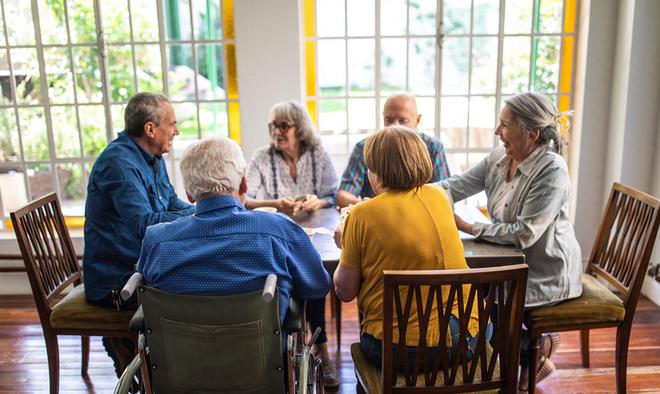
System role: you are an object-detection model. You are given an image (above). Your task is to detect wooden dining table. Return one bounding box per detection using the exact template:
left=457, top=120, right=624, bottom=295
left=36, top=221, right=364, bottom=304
left=295, top=207, right=525, bottom=348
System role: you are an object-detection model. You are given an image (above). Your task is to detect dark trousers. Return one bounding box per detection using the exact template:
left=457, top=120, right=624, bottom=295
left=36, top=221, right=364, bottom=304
left=305, top=297, right=327, bottom=345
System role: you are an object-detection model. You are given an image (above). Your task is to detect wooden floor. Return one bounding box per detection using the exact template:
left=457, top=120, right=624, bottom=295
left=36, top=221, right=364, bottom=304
left=1, top=295, right=660, bottom=393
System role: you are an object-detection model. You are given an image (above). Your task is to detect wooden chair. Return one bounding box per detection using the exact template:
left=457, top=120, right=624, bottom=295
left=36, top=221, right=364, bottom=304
left=526, top=182, right=660, bottom=393
left=10, top=193, right=135, bottom=394
left=351, top=263, right=529, bottom=393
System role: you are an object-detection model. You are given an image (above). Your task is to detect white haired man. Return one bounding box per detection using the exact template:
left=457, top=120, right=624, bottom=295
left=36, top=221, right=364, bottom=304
left=137, top=137, right=331, bottom=330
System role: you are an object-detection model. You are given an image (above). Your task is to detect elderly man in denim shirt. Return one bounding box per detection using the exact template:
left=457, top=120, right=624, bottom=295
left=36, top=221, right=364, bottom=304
left=83, top=93, right=194, bottom=375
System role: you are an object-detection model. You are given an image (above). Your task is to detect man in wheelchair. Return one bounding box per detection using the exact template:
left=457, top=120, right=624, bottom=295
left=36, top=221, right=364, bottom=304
left=120, top=137, right=331, bottom=393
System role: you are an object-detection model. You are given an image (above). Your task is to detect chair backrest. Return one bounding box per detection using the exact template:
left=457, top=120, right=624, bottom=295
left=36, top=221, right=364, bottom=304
left=382, top=263, right=528, bottom=393
left=10, top=193, right=80, bottom=322
left=138, top=285, right=286, bottom=394
left=587, top=183, right=660, bottom=309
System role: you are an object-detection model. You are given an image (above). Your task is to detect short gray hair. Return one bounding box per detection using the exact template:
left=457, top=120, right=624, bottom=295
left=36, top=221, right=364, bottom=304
left=504, top=92, right=570, bottom=155
left=124, top=92, right=170, bottom=138
left=179, top=137, right=246, bottom=201
left=269, top=101, right=319, bottom=150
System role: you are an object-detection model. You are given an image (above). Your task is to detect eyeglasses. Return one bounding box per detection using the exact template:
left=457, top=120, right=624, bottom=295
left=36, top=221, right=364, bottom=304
left=268, top=121, right=294, bottom=132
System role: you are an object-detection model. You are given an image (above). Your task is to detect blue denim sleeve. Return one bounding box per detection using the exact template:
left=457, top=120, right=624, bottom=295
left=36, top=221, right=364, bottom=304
left=100, top=164, right=191, bottom=239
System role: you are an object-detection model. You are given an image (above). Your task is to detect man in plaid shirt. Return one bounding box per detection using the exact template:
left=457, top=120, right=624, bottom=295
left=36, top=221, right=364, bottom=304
left=336, top=93, right=451, bottom=207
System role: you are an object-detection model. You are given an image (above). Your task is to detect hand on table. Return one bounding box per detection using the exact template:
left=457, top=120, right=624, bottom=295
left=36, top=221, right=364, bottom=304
left=276, top=197, right=299, bottom=216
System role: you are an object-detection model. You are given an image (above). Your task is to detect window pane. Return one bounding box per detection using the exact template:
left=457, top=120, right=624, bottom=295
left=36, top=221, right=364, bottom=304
left=381, top=38, right=406, bottom=93
left=347, top=0, right=374, bottom=37
left=51, top=106, right=81, bottom=157
left=381, top=0, right=406, bottom=36
left=317, top=0, right=345, bottom=37
left=44, top=47, right=75, bottom=104
left=196, top=44, right=225, bottom=100
left=443, top=0, right=470, bottom=35
left=135, top=44, right=164, bottom=93
left=102, top=0, right=130, bottom=42
left=18, top=107, right=49, bottom=161
left=409, top=38, right=435, bottom=96
left=504, top=0, right=533, bottom=34
left=11, top=48, right=42, bottom=105
left=441, top=38, right=469, bottom=95
left=318, top=40, right=346, bottom=97
left=469, top=96, right=495, bottom=148
left=471, top=37, right=498, bottom=94
left=79, top=105, right=106, bottom=157
left=319, top=99, right=347, bottom=134
left=131, top=0, right=159, bottom=42
left=199, top=102, right=228, bottom=138
left=167, top=44, right=194, bottom=102
left=173, top=102, right=198, bottom=139
left=473, top=0, right=499, bottom=34
left=68, top=0, right=98, bottom=44
left=501, top=36, right=530, bottom=94
left=440, top=96, right=467, bottom=149
left=348, top=39, right=374, bottom=97
left=320, top=134, right=348, bottom=162
left=73, top=47, right=103, bottom=103
left=409, top=0, right=436, bottom=36
left=540, top=0, right=563, bottom=33
left=38, top=0, right=68, bottom=45
left=0, top=6, right=5, bottom=45
left=28, top=163, right=54, bottom=200
left=5, top=1, right=35, bottom=45
left=416, top=97, right=435, bottom=133
left=447, top=153, right=467, bottom=175
left=57, top=162, right=84, bottom=205
left=192, top=0, right=221, bottom=41
left=111, top=104, right=126, bottom=134
left=0, top=108, right=20, bottom=161
left=348, top=98, right=375, bottom=134
left=108, top=45, right=136, bottom=102
left=164, top=0, right=192, bottom=41
left=532, top=36, right=560, bottom=93
left=0, top=169, right=27, bottom=214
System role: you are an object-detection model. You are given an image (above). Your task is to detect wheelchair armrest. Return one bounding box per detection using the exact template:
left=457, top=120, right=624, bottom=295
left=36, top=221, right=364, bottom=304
left=283, top=298, right=304, bottom=332
left=128, top=305, right=144, bottom=332
left=121, top=272, right=143, bottom=301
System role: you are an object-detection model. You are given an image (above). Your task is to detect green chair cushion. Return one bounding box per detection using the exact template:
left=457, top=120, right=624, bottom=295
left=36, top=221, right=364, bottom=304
left=527, top=274, right=625, bottom=330
left=50, top=285, right=134, bottom=331
left=351, top=342, right=500, bottom=394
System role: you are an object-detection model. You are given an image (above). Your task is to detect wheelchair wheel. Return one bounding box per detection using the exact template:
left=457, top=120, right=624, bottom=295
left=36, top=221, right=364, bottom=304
left=294, top=348, right=323, bottom=394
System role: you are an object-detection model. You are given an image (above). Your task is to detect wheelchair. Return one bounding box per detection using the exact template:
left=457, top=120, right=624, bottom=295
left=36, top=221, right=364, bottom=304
left=114, top=273, right=324, bottom=394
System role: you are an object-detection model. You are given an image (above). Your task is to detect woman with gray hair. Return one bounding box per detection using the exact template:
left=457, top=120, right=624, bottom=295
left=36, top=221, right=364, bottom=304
left=245, top=101, right=337, bottom=216
left=245, top=101, right=340, bottom=387
left=441, top=92, right=582, bottom=391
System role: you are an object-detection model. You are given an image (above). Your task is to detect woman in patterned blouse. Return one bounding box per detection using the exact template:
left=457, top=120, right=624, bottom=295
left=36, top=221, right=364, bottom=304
left=245, top=100, right=340, bottom=387
left=245, top=101, right=337, bottom=216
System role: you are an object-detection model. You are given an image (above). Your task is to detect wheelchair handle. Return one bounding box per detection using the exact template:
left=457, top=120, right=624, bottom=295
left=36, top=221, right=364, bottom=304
left=121, top=272, right=143, bottom=301
left=262, top=274, right=278, bottom=302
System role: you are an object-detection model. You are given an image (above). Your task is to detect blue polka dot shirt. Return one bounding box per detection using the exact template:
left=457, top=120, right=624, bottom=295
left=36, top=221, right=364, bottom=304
left=137, top=195, right=331, bottom=323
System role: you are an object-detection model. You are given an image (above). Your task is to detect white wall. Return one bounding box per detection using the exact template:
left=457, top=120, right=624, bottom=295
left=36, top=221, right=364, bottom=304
left=574, top=0, right=660, bottom=304
left=234, top=0, right=304, bottom=160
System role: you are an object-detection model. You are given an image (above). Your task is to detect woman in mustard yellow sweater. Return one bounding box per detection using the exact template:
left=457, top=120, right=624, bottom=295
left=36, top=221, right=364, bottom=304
left=333, top=126, right=490, bottom=367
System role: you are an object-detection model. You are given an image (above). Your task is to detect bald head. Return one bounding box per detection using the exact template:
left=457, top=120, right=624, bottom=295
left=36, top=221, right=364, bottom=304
left=383, top=93, right=421, bottom=130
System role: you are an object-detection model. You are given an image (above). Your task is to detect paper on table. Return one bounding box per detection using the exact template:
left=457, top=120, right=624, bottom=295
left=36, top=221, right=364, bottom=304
left=453, top=204, right=491, bottom=240
left=301, top=227, right=334, bottom=236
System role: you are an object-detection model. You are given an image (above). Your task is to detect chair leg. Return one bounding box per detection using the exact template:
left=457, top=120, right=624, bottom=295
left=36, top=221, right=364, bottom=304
left=528, top=332, right=542, bottom=394
left=580, top=329, right=590, bottom=368
left=616, top=321, right=633, bottom=394
left=44, top=330, right=60, bottom=394
left=335, top=293, right=342, bottom=350
left=81, top=335, right=90, bottom=376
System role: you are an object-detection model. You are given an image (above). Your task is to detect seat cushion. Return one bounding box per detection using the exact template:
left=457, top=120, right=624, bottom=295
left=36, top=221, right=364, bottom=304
left=50, top=285, right=135, bottom=331
left=527, top=274, right=625, bottom=330
left=351, top=343, right=499, bottom=394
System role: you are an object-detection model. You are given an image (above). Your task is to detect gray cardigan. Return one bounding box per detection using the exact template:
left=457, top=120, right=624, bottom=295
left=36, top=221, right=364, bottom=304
left=441, top=145, right=582, bottom=307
